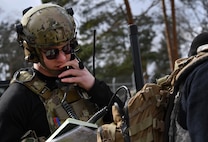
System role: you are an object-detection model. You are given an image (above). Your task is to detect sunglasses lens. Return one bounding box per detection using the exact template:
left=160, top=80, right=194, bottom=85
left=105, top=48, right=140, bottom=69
left=45, top=49, right=59, bottom=59
left=62, top=44, right=72, bottom=54
left=44, top=44, right=72, bottom=60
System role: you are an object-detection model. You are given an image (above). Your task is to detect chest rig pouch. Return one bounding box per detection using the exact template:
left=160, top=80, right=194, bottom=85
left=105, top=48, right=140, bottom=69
left=11, top=67, right=99, bottom=133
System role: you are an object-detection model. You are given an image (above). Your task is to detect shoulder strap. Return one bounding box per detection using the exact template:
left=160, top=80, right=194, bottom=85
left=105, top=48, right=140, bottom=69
left=11, top=67, right=52, bottom=100
left=158, top=52, right=208, bottom=89
left=176, top=52, right=208, bottom=83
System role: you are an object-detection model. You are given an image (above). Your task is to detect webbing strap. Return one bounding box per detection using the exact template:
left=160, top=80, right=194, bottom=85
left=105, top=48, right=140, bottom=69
left=23, top=76, right=51, bottom=100
left=11, top=68, right=52, bottom=100
left=128, top=115, right=153, bottom=136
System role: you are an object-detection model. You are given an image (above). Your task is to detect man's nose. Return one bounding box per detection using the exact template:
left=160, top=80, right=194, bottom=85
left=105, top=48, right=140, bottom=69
left=56, top=50, right=68, bottom=61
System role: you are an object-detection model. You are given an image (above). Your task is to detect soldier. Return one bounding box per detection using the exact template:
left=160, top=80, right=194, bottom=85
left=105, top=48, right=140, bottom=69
left=176, top=32, right=208, bottom=141
left=0, top=3, right=116, bottom=141
left=168, top=32, right=208, bottom=142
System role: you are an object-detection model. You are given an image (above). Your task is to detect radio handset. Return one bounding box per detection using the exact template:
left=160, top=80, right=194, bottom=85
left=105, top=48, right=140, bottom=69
left=56, top=52, right=84, bottom=87
left=71, top=52, right=84, bottom=70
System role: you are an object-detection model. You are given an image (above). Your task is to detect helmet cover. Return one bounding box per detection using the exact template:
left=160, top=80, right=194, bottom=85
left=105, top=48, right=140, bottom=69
left=21, top=3, right=76, bottom=47
left=16, top=3, right=76, bottom=63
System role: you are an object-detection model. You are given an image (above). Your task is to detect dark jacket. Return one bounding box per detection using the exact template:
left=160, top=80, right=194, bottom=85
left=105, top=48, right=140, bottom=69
left=0, top=69, right=114, bottom=141
left=178, top=60, right=208, bottom=142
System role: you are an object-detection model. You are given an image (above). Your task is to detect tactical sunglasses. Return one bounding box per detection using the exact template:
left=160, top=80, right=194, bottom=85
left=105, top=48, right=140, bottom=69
left=42, top=43, right=72, bottom=60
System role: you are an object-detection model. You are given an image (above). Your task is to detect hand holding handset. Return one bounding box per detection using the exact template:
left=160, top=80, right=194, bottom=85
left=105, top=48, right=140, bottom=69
left=56, top=53, right=86, bottom=118
left=56, top=53, right=84, bottom=87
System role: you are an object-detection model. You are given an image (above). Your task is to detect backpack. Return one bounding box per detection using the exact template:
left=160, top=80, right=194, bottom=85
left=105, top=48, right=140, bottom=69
left=97, top=51, right=208, bottom=142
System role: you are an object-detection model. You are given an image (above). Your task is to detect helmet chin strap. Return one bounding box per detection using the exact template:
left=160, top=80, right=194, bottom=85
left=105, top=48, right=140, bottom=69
left=37, top=52, right=76, bottom=77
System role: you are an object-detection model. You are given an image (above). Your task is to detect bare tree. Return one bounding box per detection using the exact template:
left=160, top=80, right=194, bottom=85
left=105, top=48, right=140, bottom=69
left=162, top=0, right=178, bottom=71
left=123, top=0, right=134, bottom=24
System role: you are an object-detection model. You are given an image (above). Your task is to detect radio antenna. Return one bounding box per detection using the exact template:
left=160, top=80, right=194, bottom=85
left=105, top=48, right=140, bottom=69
left=93, top=30, right=96, bottom=77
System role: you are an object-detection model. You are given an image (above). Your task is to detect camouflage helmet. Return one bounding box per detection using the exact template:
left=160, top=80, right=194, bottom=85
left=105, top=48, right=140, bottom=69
left=16, top=3, right=77, bottom=63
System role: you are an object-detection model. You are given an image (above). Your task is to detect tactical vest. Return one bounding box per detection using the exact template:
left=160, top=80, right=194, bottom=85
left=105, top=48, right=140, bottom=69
left=11, top=67, right=98, bottom=133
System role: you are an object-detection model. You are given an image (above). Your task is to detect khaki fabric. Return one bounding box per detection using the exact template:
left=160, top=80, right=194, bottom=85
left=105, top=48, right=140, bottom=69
left=97, top=52, right=208, bottom=142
